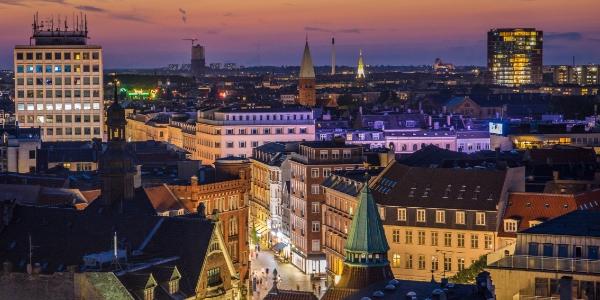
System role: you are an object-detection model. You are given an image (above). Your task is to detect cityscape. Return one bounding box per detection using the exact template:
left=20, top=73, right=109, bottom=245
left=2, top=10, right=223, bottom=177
left=0, top=1, right=600, bottom=300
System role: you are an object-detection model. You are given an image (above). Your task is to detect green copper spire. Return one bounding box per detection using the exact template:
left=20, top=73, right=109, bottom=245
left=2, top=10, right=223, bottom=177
left=344, top=175, right=389, bottom=262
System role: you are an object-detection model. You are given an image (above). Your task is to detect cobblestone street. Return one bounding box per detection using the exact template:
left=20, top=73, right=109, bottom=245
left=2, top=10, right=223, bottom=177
left=250, top=250, right=327, bottom=299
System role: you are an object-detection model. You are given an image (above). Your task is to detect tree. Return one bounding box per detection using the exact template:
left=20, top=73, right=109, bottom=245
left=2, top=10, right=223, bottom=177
left=449, top=255, right=487, bottom=284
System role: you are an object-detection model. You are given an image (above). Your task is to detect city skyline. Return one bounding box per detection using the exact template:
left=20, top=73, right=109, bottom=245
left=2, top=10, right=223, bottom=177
left=0, top=0, right=599, bottom=68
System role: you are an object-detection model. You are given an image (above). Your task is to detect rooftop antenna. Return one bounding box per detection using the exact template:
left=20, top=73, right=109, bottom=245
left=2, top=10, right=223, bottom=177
left=111, top=231, right=122, bottom=271
left=27, top=233, right=39, bottom=274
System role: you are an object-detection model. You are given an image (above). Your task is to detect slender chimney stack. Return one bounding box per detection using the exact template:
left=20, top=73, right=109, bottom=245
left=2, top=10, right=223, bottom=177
left=331, top=37, right=336, bottom=75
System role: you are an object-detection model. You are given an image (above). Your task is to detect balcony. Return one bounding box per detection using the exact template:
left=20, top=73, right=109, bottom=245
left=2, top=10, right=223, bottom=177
left=488, top=255, right=600, bottom=274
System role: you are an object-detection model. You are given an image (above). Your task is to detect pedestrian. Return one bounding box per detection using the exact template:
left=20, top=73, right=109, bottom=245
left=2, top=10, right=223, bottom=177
left=318, top=285, right=321, bottom=294
left=259, top=278, right=262, bottom=285
left=312, top=283, right=316, bottom=293
left=266, top=268, right=269, bottom=275
left=296, top=284, right=300, bottom=290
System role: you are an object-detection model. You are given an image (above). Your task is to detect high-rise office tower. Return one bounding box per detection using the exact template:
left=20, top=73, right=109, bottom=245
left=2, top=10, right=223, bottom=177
left=487, top=28, right=543, bottom=87
left=191, top=44, right=206, bottom=77
left=14, top=14, right=103, bottom=142
left=298, top=39, right=316, bottom=107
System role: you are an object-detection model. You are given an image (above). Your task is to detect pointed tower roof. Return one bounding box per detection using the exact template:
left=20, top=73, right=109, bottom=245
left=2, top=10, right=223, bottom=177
left=299, top=40, right=315, bottom=78
left=356, top=49, right=366, bottom=79
left=344, top=175, right=389, bottom=255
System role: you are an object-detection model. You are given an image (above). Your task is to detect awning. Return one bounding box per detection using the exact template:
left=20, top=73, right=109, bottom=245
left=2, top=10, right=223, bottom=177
left=255, top=224, right=268, bottom=235
left=272, top=242, right=288, bottom=252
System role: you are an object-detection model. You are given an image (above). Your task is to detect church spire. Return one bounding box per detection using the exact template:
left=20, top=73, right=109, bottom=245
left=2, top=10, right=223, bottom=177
left=297, top=39, right=316, bottom=106
left=299, top=39, right=315, bottom=79
left=356, top=49, right=366, bottom=80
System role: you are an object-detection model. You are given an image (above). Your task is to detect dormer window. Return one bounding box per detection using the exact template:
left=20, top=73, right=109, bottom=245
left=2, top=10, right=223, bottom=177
left=144, top=287, right=155, bottom=300
left=529, top=219, right=543, bottom=228
left=504, top=219, right=518, bottom=232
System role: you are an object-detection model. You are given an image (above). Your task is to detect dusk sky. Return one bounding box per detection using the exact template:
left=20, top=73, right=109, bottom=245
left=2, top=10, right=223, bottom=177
left=0, top=0, right=599, bottom=68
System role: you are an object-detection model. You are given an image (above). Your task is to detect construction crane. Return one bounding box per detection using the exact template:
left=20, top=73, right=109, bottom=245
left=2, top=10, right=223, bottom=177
left=182, top=38, right=198, bottom=47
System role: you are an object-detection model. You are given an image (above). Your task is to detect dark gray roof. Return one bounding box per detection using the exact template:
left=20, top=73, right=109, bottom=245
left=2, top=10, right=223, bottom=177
left=371, top=162, right=508, bottom=210
left=521, top=210, right=600, bottom=237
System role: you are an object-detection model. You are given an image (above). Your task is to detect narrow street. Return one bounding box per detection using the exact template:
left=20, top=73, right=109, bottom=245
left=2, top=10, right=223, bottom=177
left=250, top=250, right=327, bottom=299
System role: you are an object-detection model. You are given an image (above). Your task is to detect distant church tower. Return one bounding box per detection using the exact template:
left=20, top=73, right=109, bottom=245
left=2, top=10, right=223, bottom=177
left=322, top=174, right=394, bottom=300
left=298, top=39, right=316, bottom=107
left=98, top=77, right=136, bottom=211
left=356, top=49, right=366, bottom=83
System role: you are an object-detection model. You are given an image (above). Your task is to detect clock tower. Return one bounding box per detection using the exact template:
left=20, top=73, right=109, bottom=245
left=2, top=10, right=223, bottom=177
left=98, top=77, right=136, bottom=212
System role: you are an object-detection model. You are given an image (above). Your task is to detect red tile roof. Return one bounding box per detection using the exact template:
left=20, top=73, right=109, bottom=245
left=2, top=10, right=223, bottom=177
left=500, top=190, right=600, bottom=238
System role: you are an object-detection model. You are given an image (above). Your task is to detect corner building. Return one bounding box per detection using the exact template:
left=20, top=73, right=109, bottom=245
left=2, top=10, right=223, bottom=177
left=14, top=17, right=103, bottom=141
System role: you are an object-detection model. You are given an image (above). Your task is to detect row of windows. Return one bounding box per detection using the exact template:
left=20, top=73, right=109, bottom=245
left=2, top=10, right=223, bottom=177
left=224, top=113, right=311, bottom=122
left=18, top=114, right=101, bottom=124
left=16, top=89, right=102, bottom=99
left=16, top=51, right=100, bottom=61
left=39, top=127, right=101, bottom=136
left=396, top=208, right=487, bottom=226
left=17, top=102, right=101, bottom=111
left=391, top=253, right=472, bottom=272
left=391, top=230, right=494, bottom=249
left=16, top=76, right=101, bottom=86
left=16, top=64, right=100, bottom=74
left=224, top=127, right=308, bottom=135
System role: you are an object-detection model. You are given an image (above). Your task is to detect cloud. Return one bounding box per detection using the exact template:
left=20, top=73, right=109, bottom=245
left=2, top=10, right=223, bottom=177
left=304, top=26, right=370, bottom=34
left=75, top=5, right=106, bottom=13
left=110, top=13, right=152, bottom=23
left=338, top=28, right=366, bottom=34
left=206, top=29, right=221, bottom=35
left=545, top=32, right=583, bottom=41
left=223, top=12, right=233, bottom=17
left=0, top=0, right=66, bottom=6
left=304, top=26, right=330, bottom=32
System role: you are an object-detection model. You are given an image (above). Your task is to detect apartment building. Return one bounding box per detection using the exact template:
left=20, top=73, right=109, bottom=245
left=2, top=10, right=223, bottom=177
left=0, top=126, right=41, bottom=173
left=14, top=19, right=103, bottom=141
left=488, top=210, right=600, bottom=299
left=196, top=105, right=315, bottom=164
left=288, top=141, right=368, bottom=274
left=321, top=161, right=525, bottom=282
left=249, top=142, right=297, bottom=256
left=321, top=168, right=383, bottom=284
left=151, top=168, right=251, bottom=285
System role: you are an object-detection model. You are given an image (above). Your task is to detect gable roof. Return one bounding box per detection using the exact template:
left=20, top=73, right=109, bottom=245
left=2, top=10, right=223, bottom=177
left=345, top=181, right=389, bottom=254
left=0, top=200, right=216, bottom=297
left=371, top=162, right=509, bottom=210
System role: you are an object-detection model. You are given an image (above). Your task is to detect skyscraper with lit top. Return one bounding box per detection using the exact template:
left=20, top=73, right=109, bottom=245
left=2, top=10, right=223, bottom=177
left=14, top=14, right=103, bottom=141
left=488, top=28, right=543, bottom=87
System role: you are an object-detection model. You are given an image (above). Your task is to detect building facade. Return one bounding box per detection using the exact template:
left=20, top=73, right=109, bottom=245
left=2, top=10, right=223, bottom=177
left=488, top=28, right=543, bottom=87
left=553, top=64, right=599, bottom=86
left=322, top=161, right=526, bottom=282
left=195, top=106, right=315, bottom=164
left=14, top=18, right=103, bottom=142
left=167, top=174, right=251, bottom=286
left=488, top=210, right=600, bottom=300
left=249, top=142, right=295, bottom=256
left=289, top=142, right=367, bottom=274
